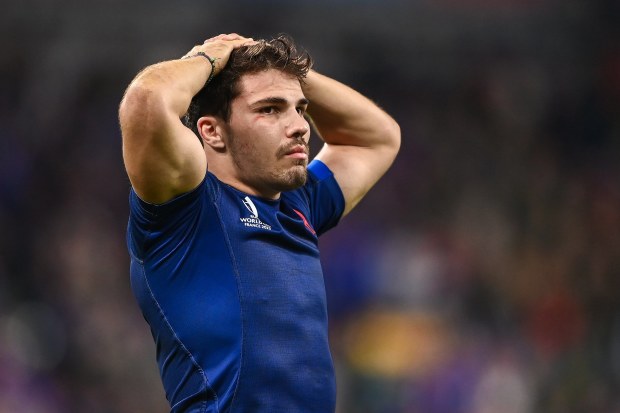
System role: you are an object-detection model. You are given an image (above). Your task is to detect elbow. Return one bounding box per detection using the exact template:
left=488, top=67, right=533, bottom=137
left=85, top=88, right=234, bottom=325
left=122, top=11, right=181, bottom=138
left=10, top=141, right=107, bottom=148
left=383, top=115, right=401, bottom=159
left=119, top=80, right=166, bottom=136
left=119, top=80, right=157, bottom=121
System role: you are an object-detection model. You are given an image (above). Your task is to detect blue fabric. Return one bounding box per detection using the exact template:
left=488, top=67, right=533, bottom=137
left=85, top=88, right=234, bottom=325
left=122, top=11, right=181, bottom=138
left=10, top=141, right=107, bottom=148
left=127, top=160, right=345, bottom=413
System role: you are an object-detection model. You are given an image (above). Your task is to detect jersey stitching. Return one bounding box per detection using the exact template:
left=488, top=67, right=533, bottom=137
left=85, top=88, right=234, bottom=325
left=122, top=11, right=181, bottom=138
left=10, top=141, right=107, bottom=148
left=139, top=257, right=220, bottom=412
left=126, top=229, right=143, bottom=264
left=208, top=181, right=245, bottom=413
left=131, top=178, right=220, bottom=411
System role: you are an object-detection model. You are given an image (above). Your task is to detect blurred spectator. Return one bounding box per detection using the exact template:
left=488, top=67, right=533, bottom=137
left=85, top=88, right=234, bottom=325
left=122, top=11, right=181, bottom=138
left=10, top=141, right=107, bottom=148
left=2, top=1, right=619, bottom=412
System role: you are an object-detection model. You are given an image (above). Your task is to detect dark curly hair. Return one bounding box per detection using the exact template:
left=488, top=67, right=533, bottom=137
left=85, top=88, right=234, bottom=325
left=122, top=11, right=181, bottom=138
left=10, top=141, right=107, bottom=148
left=182, top=34, right=313, bottom=142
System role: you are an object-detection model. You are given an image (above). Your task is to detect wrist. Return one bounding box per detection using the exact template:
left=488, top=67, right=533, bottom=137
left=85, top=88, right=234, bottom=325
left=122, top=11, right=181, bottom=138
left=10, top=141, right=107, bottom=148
left=183, top=52, right=217, bottom=86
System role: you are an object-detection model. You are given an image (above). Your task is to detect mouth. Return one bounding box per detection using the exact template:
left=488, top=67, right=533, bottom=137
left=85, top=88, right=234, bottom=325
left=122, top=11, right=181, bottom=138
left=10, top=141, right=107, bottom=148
left=283, top=145, right=309, bottom=160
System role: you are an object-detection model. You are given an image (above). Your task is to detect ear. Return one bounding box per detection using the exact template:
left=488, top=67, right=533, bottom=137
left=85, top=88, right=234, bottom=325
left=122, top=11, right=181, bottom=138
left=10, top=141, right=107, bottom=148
left=197, top=116, right=226, bottom=151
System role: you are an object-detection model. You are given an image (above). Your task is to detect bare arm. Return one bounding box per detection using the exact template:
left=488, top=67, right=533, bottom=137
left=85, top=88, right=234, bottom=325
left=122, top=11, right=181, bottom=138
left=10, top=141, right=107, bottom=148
left=304, top=70, right=401, bottom=216
left=119, top=34, right=252, bottom=204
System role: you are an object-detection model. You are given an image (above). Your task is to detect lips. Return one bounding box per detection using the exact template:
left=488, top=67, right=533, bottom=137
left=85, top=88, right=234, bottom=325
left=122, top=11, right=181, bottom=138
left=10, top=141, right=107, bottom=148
left=280, top=144, right=309, bottom=160
left=286, top=145, right=307, bottom=155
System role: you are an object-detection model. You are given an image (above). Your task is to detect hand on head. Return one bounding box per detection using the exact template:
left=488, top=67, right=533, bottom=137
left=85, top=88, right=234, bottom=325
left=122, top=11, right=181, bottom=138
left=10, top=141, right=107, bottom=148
left=182, top=33, right=257, bottom=76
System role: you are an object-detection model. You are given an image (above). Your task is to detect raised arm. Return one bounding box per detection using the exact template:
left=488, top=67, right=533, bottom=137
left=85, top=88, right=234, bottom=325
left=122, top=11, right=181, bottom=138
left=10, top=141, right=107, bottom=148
left=119, top=34, right=252, bottom=204
left=304, top=70, right=401, bottom=216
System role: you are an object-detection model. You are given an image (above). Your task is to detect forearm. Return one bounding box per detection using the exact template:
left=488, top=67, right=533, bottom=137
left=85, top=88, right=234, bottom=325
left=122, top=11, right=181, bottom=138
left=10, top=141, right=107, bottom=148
left=119, top=34, right=252, bottom=204
left=303, top=70, right=400, bottom=216
left=121, top=57, right=212, bottom=122
left=120, top=34, right=252, bottom=140
left=119, top=57, right=209, bottom=203
left=303, top=70, right=400, bottom=150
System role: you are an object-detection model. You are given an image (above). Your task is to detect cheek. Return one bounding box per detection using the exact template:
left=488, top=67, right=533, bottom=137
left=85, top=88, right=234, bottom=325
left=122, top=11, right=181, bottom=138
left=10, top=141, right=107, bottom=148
left=229, top=122, right=281, bottom=161
left=246, top=134, right=279, bottom=157
left=231, top=136, right=273, bottom=169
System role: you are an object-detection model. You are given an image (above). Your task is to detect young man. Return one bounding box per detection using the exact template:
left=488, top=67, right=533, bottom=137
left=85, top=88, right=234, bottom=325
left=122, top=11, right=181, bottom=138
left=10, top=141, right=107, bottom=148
left=120, top=33, right=400, bottom=412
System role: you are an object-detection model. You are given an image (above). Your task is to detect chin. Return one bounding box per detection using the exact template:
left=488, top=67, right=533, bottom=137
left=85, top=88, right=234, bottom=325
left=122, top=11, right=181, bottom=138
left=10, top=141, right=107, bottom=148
left=275, top=167, right=307, bottom=191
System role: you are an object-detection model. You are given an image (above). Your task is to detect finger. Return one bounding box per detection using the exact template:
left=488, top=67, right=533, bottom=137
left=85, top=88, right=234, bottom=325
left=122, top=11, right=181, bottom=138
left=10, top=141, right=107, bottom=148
left=204, top=34, right=228, bottom=43
left=229, top=37, right=255, bottom=46
left=222, top=33, right=241, bottom=40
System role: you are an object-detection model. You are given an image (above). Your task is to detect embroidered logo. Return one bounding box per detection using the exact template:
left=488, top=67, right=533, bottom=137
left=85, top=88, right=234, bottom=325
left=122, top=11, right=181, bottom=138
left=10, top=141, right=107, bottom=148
left=240, top=196, right=272, bottom=231
left=243, top=196, right=258, bottom=218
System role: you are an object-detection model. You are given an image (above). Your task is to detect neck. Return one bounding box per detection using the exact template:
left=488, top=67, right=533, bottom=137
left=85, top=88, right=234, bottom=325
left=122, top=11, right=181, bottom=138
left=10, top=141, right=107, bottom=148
left=207, top=156, right=281, bottom=200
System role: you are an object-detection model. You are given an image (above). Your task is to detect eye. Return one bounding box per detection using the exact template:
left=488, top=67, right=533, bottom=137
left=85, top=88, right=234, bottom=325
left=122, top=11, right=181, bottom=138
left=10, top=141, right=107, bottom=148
left=259, top=106, right=278, bottom=114
left=296, top=106, right=307, bottom=115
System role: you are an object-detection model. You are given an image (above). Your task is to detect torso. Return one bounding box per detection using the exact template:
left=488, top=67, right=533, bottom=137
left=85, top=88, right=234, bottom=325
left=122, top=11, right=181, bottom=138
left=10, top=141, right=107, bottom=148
left=128, top=162, right=343, bottom=413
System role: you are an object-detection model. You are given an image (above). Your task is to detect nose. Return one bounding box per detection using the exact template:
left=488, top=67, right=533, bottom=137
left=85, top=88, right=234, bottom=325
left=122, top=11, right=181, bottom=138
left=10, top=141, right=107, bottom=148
left=286, top=111, right=310, bottom=142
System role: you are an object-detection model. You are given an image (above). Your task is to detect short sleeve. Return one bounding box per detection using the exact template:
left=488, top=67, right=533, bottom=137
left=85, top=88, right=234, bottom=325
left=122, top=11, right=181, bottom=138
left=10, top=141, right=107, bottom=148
left=302, top=160, right=345, bottom=236
left=127, top=177, right=208, bottom=261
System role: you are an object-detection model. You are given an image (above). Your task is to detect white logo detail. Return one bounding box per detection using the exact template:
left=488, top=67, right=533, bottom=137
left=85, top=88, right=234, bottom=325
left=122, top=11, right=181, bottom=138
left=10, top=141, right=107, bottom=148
left=240, top=196, right=272, bottom=231
left=243, top=196, right=258, bottom=218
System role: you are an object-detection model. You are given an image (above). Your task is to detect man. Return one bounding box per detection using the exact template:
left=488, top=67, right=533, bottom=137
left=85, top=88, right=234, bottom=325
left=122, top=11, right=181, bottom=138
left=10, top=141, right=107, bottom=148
left=120, top=33, right=400, bottom=413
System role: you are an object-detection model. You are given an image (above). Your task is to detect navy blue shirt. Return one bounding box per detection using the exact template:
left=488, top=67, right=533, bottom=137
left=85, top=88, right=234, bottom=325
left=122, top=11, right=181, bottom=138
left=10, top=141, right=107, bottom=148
left=127, top=160, right=345, bottom=413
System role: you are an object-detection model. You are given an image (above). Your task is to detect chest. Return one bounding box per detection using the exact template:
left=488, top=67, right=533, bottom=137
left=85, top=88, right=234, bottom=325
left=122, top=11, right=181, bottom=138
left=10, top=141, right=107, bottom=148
left=215, top=190, right=325, bottom=310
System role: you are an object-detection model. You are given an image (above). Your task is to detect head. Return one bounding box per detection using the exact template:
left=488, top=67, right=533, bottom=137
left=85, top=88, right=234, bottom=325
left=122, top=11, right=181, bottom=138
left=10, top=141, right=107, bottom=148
left=183, top=34, right=314, bottom=198
left=184, top=34, right=312, bottom=129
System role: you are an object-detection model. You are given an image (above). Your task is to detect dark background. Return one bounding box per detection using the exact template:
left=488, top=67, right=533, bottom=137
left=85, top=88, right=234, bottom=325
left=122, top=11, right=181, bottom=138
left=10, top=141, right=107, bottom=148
left=1, top=1, right=619, bottom=412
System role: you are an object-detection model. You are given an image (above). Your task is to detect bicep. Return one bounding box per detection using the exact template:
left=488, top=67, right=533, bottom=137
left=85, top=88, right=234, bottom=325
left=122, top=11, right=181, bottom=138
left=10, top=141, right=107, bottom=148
left=314, top=143, right=396, bottom=217
left=121, top=90, right=206, bottom=204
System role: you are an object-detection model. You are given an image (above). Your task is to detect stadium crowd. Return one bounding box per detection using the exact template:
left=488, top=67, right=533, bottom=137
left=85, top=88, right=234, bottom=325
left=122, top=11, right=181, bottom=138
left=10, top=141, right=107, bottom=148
left=1, top=1, right=619, bottom=412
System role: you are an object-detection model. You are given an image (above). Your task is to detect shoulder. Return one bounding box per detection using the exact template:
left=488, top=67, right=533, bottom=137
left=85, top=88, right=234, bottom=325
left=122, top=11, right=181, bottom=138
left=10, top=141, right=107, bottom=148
left=281, top=160, right=345, bottom=236
left=129, top=172, right=216, bottom=220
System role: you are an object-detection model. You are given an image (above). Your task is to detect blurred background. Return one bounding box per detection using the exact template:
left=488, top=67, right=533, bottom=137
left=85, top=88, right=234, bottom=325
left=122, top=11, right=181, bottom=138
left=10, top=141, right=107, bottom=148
left=1, top=0, right=620, bottom=412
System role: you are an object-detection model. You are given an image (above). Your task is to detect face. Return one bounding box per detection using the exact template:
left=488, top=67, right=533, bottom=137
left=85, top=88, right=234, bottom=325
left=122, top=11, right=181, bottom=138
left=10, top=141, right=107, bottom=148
left=223, top=69, right=311, bottom=198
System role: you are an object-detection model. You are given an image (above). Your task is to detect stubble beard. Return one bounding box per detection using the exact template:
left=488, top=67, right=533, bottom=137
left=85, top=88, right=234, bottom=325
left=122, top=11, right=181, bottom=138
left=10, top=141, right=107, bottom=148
left=271, top=140, right=309, bottom=191
left=274, top=161, right=308, bottom=191
left=229, top=136, right=309, bottom=194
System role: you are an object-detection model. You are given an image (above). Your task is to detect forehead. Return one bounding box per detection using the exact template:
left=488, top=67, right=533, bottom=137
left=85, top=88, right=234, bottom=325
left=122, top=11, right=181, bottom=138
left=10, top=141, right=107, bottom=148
left=236, top=69, right=304, bottom=102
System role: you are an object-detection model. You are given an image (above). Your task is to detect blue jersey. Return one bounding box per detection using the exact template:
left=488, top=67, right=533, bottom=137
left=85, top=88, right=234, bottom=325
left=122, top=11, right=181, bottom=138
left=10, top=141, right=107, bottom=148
left=127, top=160, right=345, bottom=413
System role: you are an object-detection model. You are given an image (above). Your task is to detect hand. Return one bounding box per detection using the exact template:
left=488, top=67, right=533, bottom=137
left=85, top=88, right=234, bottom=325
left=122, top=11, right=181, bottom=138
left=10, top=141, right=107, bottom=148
left=182, top=33, right=255, bottom=76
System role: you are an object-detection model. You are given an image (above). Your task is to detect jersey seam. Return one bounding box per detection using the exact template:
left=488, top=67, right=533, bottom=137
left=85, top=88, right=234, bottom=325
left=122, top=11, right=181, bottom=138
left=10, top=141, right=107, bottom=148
left=209, top=184, right=245, bottom=413
left=139, top=261, right=220, bottom=412
left=130, top=180, right=220, bottom=411
left=126, top=229, right=143, bottom=264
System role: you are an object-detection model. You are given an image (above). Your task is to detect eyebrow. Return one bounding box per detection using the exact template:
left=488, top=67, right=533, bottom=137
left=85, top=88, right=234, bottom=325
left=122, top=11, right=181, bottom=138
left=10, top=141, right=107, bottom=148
left=250, top=96, right=310, bottom=107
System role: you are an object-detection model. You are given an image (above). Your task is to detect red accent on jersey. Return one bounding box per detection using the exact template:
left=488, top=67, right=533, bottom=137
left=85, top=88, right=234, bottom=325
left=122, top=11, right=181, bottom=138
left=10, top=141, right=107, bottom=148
left=293, top=209, right=316, bottom=235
